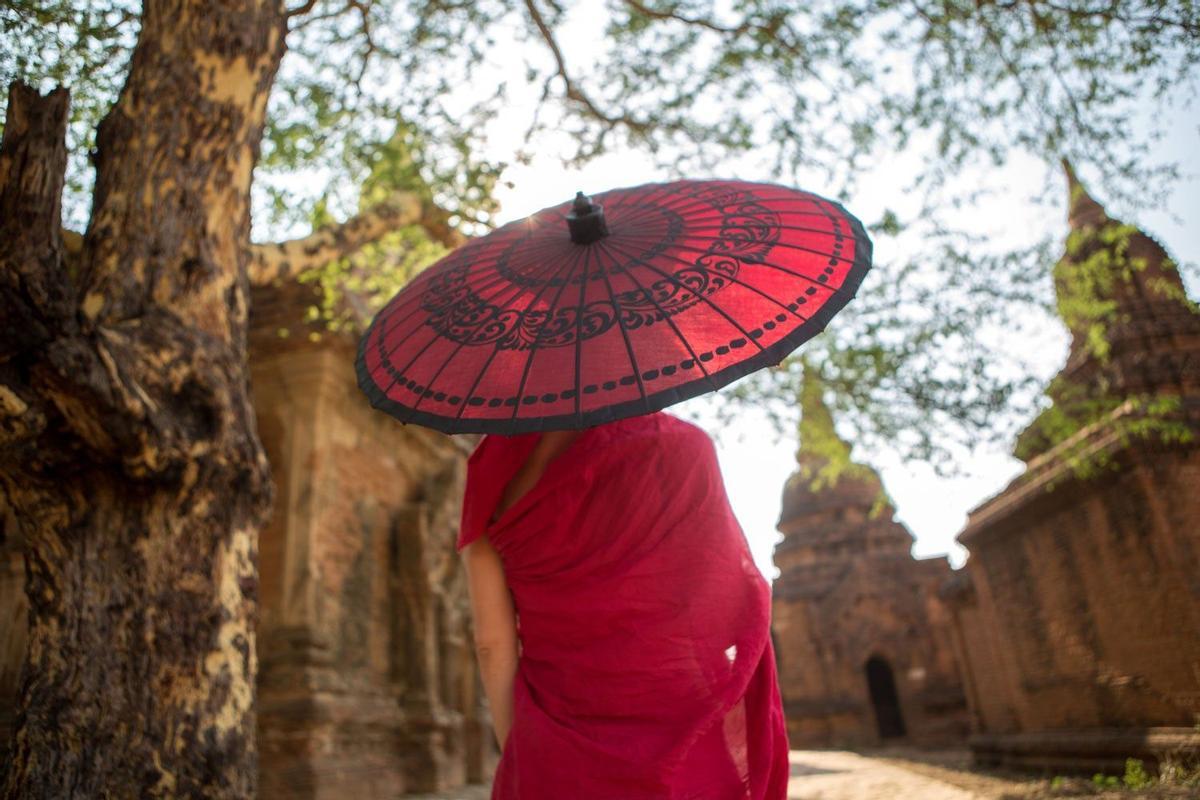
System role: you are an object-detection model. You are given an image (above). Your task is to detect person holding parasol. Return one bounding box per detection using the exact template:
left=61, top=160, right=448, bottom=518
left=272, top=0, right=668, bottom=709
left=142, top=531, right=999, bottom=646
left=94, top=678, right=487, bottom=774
left=357, top=180, right=871, bottom=798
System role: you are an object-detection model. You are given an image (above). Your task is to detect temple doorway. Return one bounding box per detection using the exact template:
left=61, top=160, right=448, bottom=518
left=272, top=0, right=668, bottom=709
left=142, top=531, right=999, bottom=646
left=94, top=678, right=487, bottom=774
left=864, top=656, right=906, bottom=739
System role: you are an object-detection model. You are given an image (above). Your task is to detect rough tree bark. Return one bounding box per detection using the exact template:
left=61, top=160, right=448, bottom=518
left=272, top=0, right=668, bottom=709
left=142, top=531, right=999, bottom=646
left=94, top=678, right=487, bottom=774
left=0, top=0, right=288, bottom=795
left=1, top=0, right=442, bottom=793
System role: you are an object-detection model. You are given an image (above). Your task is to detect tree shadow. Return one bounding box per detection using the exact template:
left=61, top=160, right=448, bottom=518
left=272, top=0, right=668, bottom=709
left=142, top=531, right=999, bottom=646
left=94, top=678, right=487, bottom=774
left=789, top=760, right=844, bottom=778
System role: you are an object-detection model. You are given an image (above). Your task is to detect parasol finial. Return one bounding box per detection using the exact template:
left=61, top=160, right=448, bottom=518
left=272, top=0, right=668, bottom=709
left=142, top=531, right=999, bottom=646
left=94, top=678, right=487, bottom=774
left=567, top=191, right=609, bottom=244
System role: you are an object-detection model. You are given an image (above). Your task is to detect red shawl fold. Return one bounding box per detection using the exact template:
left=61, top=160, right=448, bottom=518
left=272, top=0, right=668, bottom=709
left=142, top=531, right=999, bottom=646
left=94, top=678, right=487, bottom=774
left=459, top=411, right=789, bottom=799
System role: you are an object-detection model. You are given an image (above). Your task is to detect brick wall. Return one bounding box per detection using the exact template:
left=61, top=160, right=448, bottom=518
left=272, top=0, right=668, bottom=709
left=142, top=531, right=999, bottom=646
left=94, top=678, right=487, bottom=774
left=950, top=440, right=1200, bottom=742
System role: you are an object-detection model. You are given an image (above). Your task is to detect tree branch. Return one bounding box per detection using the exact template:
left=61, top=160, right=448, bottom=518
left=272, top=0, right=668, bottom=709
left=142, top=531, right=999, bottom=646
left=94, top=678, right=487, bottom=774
left=248, top=191, right=469, bottom=285
left=346, top=0, right=377, bottom=90
left=0, top=83, right=73, bottom=359
left=522, top=0, right=651, bottom=135
left=285, top=0, right=321, bottom=19
left=419, top=201, right=470, bottom=250
left=0, top=82, right=73, bottom=459
left=621, top=0, right=745, bottom=35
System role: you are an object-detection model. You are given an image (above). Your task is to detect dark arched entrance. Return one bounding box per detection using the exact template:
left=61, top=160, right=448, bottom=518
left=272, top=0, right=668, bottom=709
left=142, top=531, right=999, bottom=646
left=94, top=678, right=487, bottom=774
left=864, top=656, right=906, bottom=739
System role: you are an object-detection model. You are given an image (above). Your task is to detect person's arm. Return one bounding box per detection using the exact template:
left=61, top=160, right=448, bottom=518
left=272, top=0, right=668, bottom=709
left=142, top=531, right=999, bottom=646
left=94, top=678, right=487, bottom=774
left=462, top=533, right=519, bottom=751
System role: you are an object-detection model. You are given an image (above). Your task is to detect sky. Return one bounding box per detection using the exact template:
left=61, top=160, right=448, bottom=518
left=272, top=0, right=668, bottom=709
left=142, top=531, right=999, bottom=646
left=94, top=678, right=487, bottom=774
left=13, top=4, right=1196, bottom=579
left=471, top=11, right=1200, bottom=578
left=234, top=2, right=1198, bottom=579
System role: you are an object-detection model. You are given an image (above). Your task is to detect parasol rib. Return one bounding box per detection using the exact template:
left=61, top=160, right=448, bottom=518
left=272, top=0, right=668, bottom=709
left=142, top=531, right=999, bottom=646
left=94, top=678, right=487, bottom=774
left=601, top=236, right=769, bottom=354
left=450, top=235, right=589, bottom=419
left=393, top=237, right=568, bottom=409
left=373, top=234, right=575, bottom=326
left=569, top=245, right=594, bottom=422
left=608, top=240, right=820, bottom=323
left=593, top=237, right=651, bottom=414
left=608, top=231, right=859, bottom=293
left=370, top=234, right=575, bottom=410
left=594, top=239, right=722, bottom=397
left=414, top=234, right=584, bottom=418
left=613, top=227, right=861, bottom=267
left=402, top=255, right=563, bottom=418
left=606, top=184, right=831, bottom=221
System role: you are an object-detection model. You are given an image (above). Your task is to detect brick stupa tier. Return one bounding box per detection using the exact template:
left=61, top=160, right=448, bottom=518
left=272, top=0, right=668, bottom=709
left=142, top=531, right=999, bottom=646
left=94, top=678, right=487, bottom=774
left=944, top=164, right=1200, bottom=774
left=770, top=365, right=967, bottom=747
left=1055, top=160, right=1200, bottom=398
left=1016, top=162, right=1200, bottom=461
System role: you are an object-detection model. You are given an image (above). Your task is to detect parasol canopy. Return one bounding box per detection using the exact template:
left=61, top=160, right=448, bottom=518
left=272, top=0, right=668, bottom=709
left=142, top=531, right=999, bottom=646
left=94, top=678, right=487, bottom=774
left=355, top=179, right=871, bottom=433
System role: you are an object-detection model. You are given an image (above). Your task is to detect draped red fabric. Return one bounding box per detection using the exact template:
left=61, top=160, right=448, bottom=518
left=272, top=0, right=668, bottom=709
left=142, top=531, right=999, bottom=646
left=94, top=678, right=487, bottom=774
left=459, top=410, right=790, bottom=799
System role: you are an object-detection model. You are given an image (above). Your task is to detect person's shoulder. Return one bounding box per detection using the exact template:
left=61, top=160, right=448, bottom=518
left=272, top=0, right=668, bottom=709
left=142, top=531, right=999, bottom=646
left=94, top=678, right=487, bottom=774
left=612, top=411, right=715, bottom=452
left=656, top=411, right=712, bottom=440
left=468, top=431, right=538, bottom=464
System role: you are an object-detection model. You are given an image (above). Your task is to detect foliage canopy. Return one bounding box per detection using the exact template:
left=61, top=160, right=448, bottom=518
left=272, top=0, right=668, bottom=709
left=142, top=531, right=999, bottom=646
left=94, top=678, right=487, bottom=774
left=3, top=0, right=1198, bottom=477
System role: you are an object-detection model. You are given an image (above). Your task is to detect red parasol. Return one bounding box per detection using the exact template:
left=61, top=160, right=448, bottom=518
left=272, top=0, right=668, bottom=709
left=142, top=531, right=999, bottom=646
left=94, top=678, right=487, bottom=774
left=356, top=179, right=871, bottom=433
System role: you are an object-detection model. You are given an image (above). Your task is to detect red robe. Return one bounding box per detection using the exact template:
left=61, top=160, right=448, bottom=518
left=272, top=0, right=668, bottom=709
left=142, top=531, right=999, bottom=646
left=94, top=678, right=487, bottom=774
left=459, top=410, right=790, bottom=799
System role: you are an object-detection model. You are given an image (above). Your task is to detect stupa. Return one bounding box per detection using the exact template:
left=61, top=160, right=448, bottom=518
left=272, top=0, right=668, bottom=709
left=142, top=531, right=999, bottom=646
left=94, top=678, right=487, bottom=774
left=770, top=364, right=968, bottom=746
left=944, top=164, right=1200, bottom=773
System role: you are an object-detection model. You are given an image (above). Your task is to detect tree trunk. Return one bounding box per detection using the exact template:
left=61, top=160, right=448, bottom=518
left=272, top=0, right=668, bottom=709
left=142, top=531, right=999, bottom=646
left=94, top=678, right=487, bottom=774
left=0, top=0, right=286, bottom=796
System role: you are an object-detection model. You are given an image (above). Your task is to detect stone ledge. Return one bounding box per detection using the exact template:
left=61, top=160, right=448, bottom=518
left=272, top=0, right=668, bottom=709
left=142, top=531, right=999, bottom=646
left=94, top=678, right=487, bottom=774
left=959, top=396, right=1200, bottom=546
left=969, top=727, right=1200, bottom=774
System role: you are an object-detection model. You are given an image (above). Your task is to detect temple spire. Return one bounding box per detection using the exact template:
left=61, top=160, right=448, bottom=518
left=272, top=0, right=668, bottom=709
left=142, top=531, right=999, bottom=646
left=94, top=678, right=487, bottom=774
left=796, top=358, right=854, bottom=476
left=776, top=360, right=907, bottom=556
left=1052, top=159, right=1190, bottom=355
left=1015, top=159, right=1200, bottom=461
left=1061, top=158, right=1107, bottom=229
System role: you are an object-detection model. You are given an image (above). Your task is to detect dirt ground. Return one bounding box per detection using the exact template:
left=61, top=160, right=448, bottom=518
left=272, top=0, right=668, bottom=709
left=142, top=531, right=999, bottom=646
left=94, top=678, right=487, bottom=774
left=406, top=784, right=491, bottom=800
left=821, top=748, right=1196, bottom=800
left=406, top=747, right=1197, bottom=799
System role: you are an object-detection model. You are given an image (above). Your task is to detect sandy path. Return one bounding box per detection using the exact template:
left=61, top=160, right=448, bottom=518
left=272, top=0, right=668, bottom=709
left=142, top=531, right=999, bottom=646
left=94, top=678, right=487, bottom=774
left=405, top=785, right=491, bottom=800
left=407, top=748, right=992, bottom=799
left=787, top=750, right=984, bottom=800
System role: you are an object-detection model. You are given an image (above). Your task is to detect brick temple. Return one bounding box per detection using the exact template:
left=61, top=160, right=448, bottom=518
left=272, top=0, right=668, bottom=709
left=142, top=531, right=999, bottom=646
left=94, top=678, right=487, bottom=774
left=3, top=165, right=1198, bottom=791
left=769, top=164, right=1199, bottom=771
left=770, top=364, right=969, bottom=747
left=941, top=166, right=1200, bottom=772
left=1, top=281, right=492, bottom=798
left=246, top=283, right=492, bottom=797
